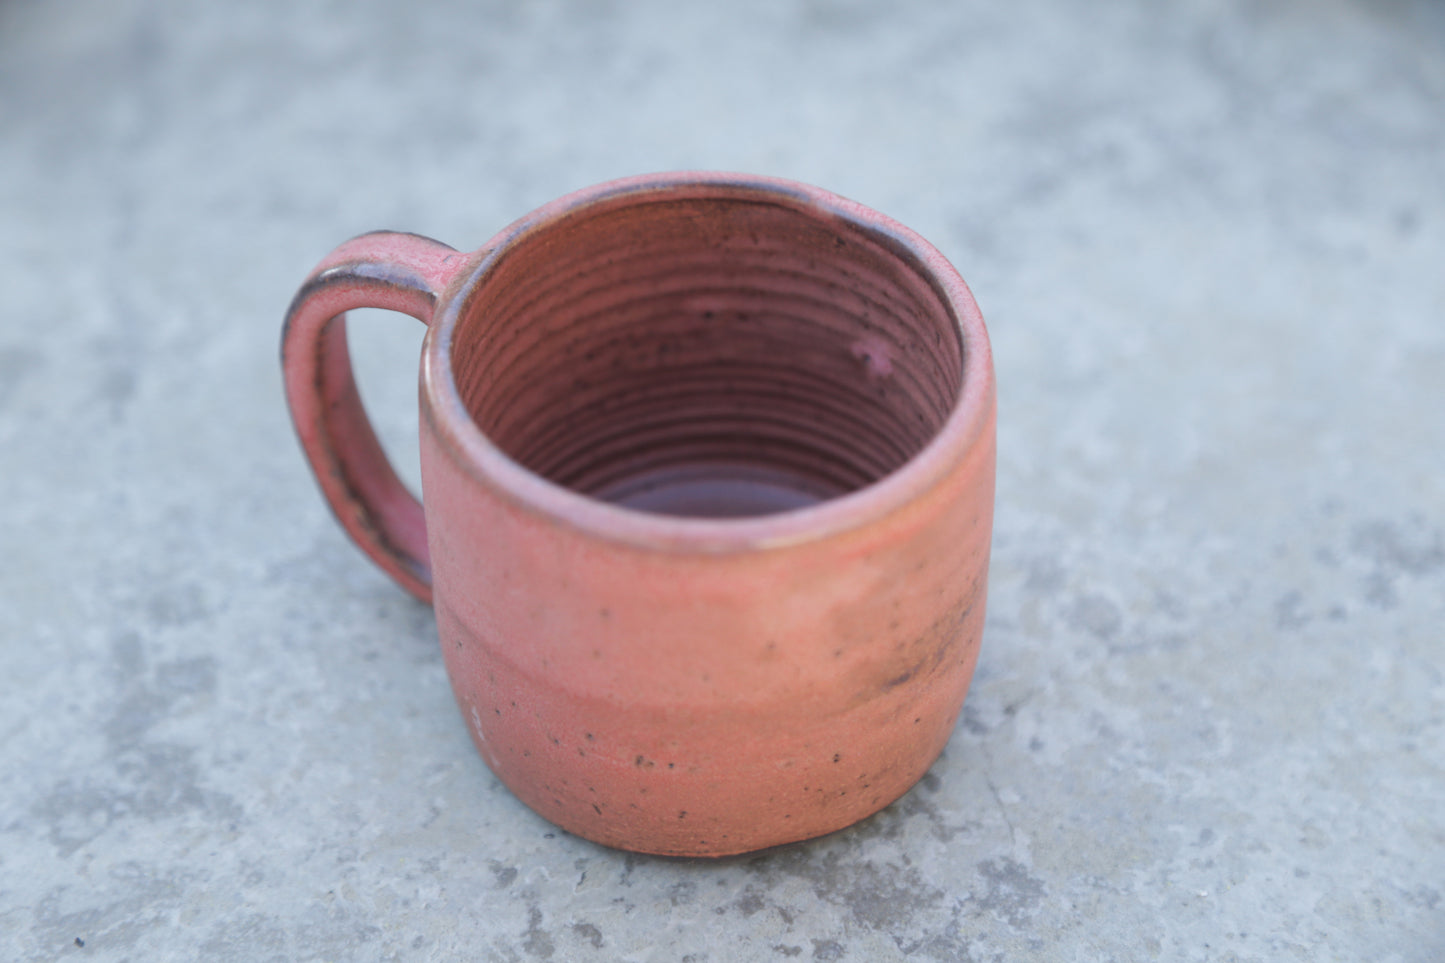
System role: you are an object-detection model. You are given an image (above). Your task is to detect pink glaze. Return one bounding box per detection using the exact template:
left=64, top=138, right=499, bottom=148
left=282, top=173, right=995, bottom=856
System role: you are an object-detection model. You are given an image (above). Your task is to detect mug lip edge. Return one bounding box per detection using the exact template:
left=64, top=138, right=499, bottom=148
left=421, top=170, right=995, bottom=554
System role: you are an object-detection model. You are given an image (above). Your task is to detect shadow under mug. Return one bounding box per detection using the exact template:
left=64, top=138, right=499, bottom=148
left=281, top=172, right=995, bottom=857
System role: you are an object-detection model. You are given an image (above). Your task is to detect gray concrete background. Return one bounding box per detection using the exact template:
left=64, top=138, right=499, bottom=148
left=2, top=0, right=1442, bottom=960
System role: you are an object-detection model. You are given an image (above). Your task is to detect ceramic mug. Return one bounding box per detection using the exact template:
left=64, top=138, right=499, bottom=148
left=281, top=172, right=995, bottom=857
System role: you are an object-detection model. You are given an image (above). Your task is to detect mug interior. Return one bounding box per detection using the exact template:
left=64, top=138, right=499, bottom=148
left=448, top=187, right=964, bottom=518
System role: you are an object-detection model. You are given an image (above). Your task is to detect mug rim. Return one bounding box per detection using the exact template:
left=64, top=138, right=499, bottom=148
left=420, top=171, right=994, bottom=554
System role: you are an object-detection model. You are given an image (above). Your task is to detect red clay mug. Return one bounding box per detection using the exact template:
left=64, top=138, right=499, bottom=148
left=281, top=172, right=995, bottom=856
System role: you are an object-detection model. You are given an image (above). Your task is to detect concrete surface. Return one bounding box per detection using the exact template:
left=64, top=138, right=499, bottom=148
left=2, top=0, right=1442, bottom=959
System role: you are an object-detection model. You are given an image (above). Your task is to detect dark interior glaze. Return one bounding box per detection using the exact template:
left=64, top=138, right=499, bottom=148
left=450, top=193, right=964, bottom=517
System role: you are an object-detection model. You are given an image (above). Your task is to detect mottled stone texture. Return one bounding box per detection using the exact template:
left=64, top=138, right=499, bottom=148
left=1, top=0, right=1442, bottom=960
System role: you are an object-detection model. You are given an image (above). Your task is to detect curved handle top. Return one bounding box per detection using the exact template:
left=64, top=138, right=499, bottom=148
left=281, top=231, right=467, bottom=603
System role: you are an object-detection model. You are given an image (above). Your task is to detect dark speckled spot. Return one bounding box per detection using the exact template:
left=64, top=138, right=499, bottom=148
left=1351, top=518, right=1445, bottom=609
left=746, top=849, right=946, bottom=932
left=958, top=705, right=989, bottom=736
left=881, top=667, right=916, bottom=691
left=571, top=922, right=604, bottom=949
left=734, top=885, right=767, bottom=917
left=32, top=872, right=184, bottom=957
left=34, top=633, right=234, bottom=857
left=522, top=906, right=554, bottom=958
left=972, top=857, right=1046, bottom=927
left=1352, top=519, right=1445, bottom=576
left=488, top=861, right=518, bottom=888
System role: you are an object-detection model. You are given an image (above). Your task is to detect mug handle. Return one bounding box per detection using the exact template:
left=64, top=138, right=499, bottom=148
left=281, top=231, right=467, bottom=604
